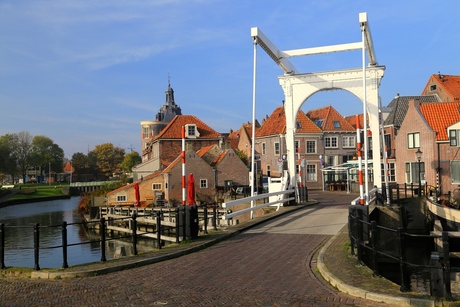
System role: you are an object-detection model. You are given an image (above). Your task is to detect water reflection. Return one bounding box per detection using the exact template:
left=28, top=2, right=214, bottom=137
left=0, top=198, right=107, bottom=268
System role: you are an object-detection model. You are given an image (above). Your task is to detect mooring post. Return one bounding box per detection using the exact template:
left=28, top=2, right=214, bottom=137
left=0, top=223, right=5, bottom=269
left=100, top=217, right=107, bottom=262
left=62, top=221, right=68, bottom=268
left=33, top=223, right=40, bottom=271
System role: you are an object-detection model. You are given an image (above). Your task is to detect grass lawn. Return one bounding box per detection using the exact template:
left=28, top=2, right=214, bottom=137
left=4, top=183, right=69, bottom=201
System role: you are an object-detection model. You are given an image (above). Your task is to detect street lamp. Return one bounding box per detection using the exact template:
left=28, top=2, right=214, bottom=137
left=415, top=148, right=422, bottom=196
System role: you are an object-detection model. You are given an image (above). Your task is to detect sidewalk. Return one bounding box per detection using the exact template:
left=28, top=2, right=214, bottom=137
left=10, top=196, right=436, bottom=306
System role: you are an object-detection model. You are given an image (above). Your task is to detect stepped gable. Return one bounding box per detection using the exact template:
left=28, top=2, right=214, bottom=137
left=419, top=102, right=460, bottom=141
left=152, top=115, right=221, bottom=141
left=256, top=106, right=321, bottom=137
left=384, top=94, right=440, bottom=127
left=306, top=105, right=354, bottom=131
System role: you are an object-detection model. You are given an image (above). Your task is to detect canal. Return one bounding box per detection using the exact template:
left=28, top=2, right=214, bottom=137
left=0, top=197, right=110, bottom=269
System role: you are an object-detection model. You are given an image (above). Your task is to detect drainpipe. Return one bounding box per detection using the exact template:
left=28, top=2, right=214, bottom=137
left=437, top=143, right=442, bottom=195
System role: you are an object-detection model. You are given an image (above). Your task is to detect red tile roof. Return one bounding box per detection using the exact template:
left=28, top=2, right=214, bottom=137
left=306, top=105, right=355, bottom=131
left=152, top=115, right=221, bottom=141
left=420, top=102, right=460, bottom=141
left=427, top=74, right=460, bottom=101
left=256, top=106, right=322, bottom=137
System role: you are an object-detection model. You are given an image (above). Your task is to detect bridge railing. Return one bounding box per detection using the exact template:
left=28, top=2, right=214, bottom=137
left=222, top=189, right=295, bottom=220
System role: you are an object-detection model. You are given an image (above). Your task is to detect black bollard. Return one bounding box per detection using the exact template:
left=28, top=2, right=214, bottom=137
left=132, top=213, right=138, bottom=256
left=100, top=218, right=107, bottom=262
left=62, top=221, right=68, bottom=268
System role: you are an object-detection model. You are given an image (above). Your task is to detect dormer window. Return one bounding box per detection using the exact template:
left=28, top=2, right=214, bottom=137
left=450, top=129, right=460, bottom=147
left=333, top=121, right=341, bottom=129
left=185, top=124, right=200, bottom=138
left=314, top=119, right=324, bottom=127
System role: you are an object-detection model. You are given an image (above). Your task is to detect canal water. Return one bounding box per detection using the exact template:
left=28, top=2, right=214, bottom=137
left=0, top=197, right=116, bottom=269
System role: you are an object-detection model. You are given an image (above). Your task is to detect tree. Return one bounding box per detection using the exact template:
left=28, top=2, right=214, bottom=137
left=15, top=131, right=33, bottom=183
left=0, top=134, right=18, bottom=182
left=120, top=151, right=141, bottom=173
left=235, top=149, right=249, bottom=166
left=31, top=135, right=64, bottom=182
left=91, top=143, right=125, bottom=178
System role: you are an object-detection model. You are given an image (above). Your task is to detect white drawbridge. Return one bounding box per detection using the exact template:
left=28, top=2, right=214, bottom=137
left=250, top=12, right=385, bottom=203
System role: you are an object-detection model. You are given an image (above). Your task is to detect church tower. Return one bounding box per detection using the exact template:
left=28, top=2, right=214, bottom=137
left=140, top=79, right=182, bottom=161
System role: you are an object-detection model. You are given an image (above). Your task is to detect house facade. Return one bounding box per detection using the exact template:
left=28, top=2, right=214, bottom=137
left=394, top=99, right=460, bottom=196
left=108, top=146, right=249, bottom=206
left=134, top=115, right=223, bottom=181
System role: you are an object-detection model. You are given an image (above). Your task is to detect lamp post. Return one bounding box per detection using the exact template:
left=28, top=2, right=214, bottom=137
left=415, top=148, right=422, bottom=196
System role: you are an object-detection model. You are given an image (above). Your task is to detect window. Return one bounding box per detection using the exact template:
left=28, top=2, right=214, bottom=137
left=185, top=124, right=200, bottom=138
left=143, top=126, right=149, bottom=139
left=430, top=84, right=437, bottom=91
left=306, top=164, right=317, bottom=181
left=450, top=129, right=459, bottom=147
left=200, top=179, right=208, bottom=188
left=152, top=183, right=162, bottom=190
left=306, top=140, right=316, bottom=153
left=295, top=141, right=300, bottom=153
left=407, top=132, right=420, bottom=149
left=314, top=119, right=324, bottom=127
left=342, top=136, right=356, bottom=148
left=274, top=142, right=280, bottom=155
left=333, top=121, right=341, bottom=129
left=381, top=162, right=396, bottom=182
left=405, top=162, right=425, bottom=183
left=262, top=142, right=266, bottom=155
left=325, top=136, right=338, bottom=148
left=452, top=161, right=460, bottom=184
left=117, top=195, right=126, bottom=202
left=266, top=165, right=270, bottom=175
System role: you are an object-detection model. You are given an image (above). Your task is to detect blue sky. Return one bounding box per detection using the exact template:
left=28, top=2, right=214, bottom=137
left=1, top=1, right=459, bottom=157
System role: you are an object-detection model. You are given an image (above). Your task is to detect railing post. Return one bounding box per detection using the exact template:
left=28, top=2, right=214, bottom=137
left=442, top=231, right=452, bottom=300
left=182, top=206, right=186, bottom=242
left=156, top=211, right=162, bottom=249
left=132, top=213, right=138, bottom=256
left=213, top=203, right=217, bottom=230
left=370, top=220, right=379, bottom=276
left=356, top=209, right=363, bottom=265
left=33, top=223, right=40, bottom=271
left=397, top=227, right=409, bottom=292
left=348, top=207, right=356, bottom=256
left=0, top=224, right=4, bottom=269
left=100, top=217, right=107, bottom=262
left=175, top=207, right=180, bottom=244
left=62, top=221, right=68, bottom=268
left=203, top=204, right=208, bottom=234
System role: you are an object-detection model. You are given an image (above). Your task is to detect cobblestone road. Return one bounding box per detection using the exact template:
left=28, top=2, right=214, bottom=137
left=0, top=192, right=398, bottom=306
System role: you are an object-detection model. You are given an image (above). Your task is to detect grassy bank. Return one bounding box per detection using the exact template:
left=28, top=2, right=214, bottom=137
left=0, top=183, right=69, bottom=202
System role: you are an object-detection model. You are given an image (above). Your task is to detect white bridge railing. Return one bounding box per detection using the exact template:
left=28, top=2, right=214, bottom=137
left=222, top=189, right=295, bottom=220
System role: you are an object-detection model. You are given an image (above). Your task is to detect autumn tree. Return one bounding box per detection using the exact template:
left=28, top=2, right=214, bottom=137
left=120, top=151, right=141, bottom=173
left=91, top=143, right=125, bottom=178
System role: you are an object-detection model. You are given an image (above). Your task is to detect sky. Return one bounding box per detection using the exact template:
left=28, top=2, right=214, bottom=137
left=1, top=1, right=459, bottom=158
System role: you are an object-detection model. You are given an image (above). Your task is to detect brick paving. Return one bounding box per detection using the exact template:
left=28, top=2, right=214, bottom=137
left=0, top=191, right=417, bottom=306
